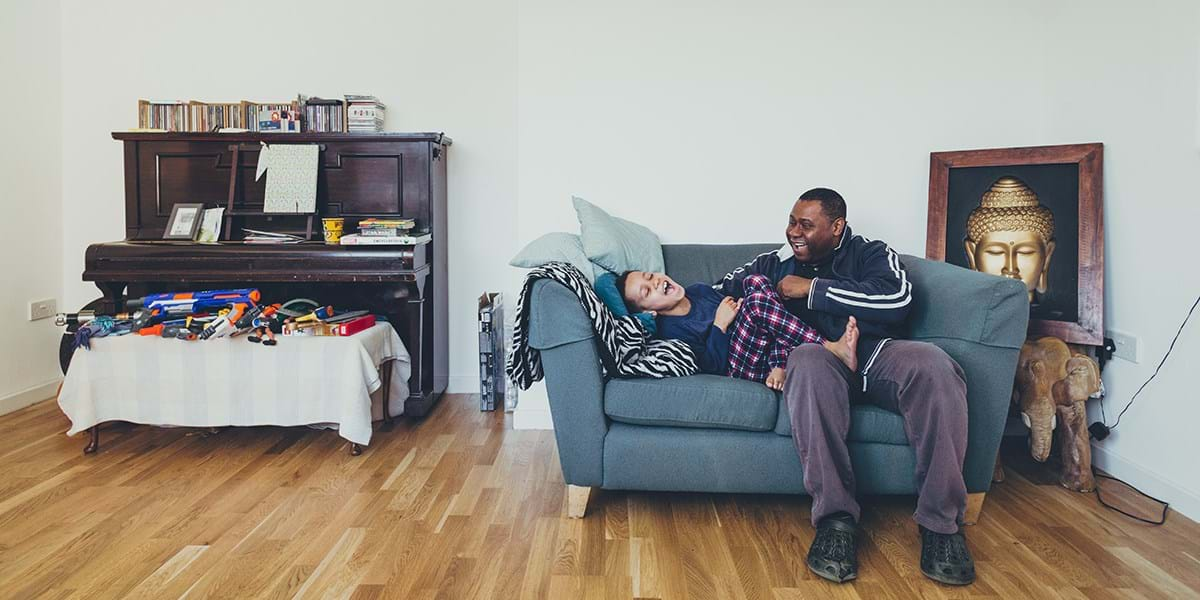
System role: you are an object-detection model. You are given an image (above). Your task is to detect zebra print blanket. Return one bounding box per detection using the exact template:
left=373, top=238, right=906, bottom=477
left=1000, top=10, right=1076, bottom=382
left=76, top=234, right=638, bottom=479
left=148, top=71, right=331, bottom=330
left=506, top=262, right=698, bottom=390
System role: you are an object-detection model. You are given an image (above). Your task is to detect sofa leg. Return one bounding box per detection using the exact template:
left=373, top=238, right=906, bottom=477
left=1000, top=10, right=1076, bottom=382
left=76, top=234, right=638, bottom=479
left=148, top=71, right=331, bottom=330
left=963, top=492, right=985, bottom=525
left=567, top=485, right=593, bottom=519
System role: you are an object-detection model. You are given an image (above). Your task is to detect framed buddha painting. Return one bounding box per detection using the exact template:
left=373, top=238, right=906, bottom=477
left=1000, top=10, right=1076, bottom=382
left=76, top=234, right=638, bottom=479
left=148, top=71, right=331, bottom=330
left=926, top=143, right=1104, bottom=346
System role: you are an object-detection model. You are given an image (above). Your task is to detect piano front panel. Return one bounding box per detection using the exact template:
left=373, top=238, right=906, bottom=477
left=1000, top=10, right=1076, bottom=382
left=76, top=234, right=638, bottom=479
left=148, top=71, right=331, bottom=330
left=128, top=139, right=434, bottom=239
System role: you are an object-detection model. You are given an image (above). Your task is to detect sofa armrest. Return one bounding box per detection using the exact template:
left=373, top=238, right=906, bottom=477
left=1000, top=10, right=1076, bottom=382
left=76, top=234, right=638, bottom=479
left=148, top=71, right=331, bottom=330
left=901, top=255, right=1030, bottom=493
left=528, top=279, right=607, bottom=487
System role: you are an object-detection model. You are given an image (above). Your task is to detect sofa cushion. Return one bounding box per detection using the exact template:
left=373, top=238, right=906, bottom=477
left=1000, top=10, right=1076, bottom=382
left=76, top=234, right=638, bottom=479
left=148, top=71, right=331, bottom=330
left=510, top=232, right=596, bottom=283
left=573, top=196, right=665, bottom=275
left=605, top=375, right=778, bottom=432
left=662, top=243, right=779, bottom=287
left=775, top=400, right=910, bottom=446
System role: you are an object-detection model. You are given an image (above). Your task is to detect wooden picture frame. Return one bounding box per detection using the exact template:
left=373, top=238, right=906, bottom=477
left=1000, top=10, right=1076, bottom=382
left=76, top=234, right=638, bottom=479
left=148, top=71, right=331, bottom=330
left=926, top=143, right=1104, bottom=346
left=163, top=203, right=205, bottom=240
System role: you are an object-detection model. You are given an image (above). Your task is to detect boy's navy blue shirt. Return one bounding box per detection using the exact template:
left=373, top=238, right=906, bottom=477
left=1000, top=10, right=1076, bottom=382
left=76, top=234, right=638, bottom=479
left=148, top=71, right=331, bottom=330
left=655, top=283, right=730, bottom=375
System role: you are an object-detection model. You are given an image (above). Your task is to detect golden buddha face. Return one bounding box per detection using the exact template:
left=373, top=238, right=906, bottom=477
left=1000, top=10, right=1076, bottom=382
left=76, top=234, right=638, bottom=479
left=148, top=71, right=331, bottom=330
left=965, top=231, right=1055, bottom=300
left=964, top=177, right=1055, bottom=303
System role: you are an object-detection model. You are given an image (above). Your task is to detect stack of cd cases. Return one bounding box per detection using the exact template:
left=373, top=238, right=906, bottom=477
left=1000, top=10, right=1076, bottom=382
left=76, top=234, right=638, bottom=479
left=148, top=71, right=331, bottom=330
left=478, top=292, right=513, bottom=411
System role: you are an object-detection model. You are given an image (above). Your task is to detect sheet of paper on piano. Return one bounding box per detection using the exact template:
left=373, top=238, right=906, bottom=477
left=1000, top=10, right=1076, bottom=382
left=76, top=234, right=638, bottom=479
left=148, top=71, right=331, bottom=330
left=257, top=143, right=318, bottom=214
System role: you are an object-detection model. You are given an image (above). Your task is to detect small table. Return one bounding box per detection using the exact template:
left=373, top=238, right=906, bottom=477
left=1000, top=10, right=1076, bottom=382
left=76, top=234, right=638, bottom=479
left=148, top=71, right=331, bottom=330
left=57, top=322, right=411, bottom=455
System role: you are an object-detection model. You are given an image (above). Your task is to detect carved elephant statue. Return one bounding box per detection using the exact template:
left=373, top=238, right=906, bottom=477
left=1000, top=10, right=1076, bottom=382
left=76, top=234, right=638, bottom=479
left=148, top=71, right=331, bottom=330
left=1013, top=336, right=1102, bottom=492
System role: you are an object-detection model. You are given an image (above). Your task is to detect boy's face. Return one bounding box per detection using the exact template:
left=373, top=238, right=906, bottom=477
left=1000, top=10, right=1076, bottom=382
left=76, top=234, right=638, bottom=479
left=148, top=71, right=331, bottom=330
left=622, top=271, right=685, bottom=312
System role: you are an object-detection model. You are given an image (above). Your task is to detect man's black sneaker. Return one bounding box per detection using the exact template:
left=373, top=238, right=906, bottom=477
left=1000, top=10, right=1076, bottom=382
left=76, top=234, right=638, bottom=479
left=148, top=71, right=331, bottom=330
left=919, top=525, right=976, bottom=585
left=806, top=514, right=858, bottom=583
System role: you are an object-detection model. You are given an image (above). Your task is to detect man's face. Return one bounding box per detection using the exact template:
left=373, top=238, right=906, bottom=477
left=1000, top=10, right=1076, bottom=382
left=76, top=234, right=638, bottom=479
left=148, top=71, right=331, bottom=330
left=622, top=271, right=685, bottom=312
left=786, top=200, right=844, bottom=263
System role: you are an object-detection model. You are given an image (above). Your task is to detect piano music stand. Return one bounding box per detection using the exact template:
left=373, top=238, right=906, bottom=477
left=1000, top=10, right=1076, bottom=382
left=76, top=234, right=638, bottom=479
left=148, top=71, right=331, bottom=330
left=221, top=143, right=320, bottom=241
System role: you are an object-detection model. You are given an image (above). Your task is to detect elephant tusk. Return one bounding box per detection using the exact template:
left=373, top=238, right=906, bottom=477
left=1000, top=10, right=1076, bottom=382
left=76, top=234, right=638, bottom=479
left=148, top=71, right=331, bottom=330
left=1021, top=412, right=1032, bottom=428
left=1051, top=414, right=1057, bottom=430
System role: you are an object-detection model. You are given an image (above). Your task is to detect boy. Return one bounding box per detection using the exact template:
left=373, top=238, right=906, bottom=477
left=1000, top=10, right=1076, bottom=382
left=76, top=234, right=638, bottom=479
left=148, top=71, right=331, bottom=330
left=617, top=270, right=858, bottom=390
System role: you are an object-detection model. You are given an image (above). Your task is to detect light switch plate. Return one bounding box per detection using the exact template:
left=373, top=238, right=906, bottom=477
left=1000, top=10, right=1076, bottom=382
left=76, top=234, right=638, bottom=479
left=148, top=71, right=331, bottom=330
left=1107, top=329, right=1139, bottom=363
left=29, top=298, right=57, bottom=321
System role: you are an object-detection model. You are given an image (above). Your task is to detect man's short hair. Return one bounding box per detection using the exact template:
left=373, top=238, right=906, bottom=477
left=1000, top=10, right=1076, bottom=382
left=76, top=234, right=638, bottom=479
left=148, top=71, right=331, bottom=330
left=798, top=187, right=847, bottom=222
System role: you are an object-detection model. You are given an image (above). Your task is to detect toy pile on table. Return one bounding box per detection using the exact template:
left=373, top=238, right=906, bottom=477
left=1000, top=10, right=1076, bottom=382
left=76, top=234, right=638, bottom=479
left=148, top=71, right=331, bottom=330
left=55, top=288, right=378, bottom=353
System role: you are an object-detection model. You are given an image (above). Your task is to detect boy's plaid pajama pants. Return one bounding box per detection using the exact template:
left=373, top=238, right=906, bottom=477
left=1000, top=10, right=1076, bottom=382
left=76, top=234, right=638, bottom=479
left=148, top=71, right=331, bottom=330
left=726, top=274, right=825, bottom=383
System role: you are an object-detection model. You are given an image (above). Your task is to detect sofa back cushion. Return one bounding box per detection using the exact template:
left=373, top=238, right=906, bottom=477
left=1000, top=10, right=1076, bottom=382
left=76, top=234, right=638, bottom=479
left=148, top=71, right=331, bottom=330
left=662, top=244, right=779, bottom=288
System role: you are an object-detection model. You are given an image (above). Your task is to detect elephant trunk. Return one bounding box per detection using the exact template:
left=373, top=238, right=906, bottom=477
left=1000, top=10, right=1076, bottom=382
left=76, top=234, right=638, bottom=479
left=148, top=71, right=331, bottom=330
left=1021, top=409, right=1057, bottom=462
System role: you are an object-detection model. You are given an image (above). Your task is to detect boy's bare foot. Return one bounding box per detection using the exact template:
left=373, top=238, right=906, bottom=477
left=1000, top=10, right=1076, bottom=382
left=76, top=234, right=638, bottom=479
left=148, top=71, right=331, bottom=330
left=823, top=317, right=859, bottom=372
left=765, top=367, right=786, bottom=391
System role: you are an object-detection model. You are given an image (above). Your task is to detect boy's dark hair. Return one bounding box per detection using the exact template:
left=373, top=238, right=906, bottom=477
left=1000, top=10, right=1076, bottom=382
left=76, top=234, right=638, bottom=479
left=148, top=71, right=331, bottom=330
left=614, top=270, right=638, bottom=312
left=798, top=187, right=847, bottom=222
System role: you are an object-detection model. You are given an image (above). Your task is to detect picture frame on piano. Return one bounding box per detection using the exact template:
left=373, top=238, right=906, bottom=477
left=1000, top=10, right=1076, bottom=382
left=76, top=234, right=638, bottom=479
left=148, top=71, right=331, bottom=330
left=163, top=203, right=205, bottom=240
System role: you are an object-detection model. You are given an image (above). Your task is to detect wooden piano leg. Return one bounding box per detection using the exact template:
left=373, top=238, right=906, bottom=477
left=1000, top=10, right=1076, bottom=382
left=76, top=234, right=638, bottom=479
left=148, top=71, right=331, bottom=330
left=350, top=443, right=363, bottom=456
left=84, top=426, right=100, bottom=454
left=382, top=358, right=394, bottom=430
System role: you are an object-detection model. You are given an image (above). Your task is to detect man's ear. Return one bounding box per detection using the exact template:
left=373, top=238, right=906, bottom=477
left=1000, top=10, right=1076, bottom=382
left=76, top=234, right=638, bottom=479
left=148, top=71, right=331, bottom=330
left=1038, top=240, right=1056, bottom=294
left=832, top=217, right=846, bottom=237
left=964, top=240, right=977, bottom=270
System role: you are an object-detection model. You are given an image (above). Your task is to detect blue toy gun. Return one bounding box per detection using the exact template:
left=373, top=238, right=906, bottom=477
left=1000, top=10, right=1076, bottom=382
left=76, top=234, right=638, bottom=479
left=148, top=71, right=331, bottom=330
left=126, top=288, right=261, bottom=315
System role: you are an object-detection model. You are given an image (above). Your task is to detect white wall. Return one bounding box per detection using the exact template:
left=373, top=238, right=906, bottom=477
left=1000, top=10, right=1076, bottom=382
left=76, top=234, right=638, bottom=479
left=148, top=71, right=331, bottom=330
left=515, top=0, right=1200, bottom=518
left=1043, top=1, right=1200, bottom=520
left=58, top=0, right=519, bottom=394
left=18, top=0, right=1200, bottom=519
left=0, top=1, right=64, bottom=411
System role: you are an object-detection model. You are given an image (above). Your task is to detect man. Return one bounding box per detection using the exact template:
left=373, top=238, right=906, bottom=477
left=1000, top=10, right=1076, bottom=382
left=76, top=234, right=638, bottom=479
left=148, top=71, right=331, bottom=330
left=715, top=188, right=976, bottom=586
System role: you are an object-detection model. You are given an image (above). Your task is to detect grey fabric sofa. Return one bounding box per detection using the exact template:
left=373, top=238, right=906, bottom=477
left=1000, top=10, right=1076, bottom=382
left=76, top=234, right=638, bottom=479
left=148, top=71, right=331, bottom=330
left=528, top=243, right=1030, bottom=521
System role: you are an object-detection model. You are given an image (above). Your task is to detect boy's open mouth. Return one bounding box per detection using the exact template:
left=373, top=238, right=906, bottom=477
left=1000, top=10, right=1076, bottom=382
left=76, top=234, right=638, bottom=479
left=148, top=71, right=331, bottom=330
left=662, top=280, right=674, bottom=294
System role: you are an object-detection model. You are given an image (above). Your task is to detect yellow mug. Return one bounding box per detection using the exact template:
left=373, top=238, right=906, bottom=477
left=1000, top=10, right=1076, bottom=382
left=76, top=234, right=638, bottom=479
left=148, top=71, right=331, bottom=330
left=321, top=217, right=345, bottom=244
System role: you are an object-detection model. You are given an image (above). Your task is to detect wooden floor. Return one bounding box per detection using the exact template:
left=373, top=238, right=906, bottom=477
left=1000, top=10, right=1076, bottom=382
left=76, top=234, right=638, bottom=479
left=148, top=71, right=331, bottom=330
left=1, top=394, right=1198, bottom=599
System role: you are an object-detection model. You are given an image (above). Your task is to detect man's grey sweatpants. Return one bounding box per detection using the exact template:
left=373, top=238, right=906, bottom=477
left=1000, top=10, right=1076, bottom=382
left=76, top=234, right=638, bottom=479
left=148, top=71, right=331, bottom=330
left=784, top=340, right=968, bottom=535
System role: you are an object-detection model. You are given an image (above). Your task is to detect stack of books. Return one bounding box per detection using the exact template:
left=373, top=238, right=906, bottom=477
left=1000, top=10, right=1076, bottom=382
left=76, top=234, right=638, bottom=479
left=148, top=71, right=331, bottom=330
left=189, top=101, right=245, bottom=131
left=346, top=95, right=385, bottom=133
left=137, top=99, right=302, bottom=132
left=302, top=97, right=346, bottom=133
left=242, top=228, right=305, bottom=244
left=254, top=104, right=301, bottom=132
left=137, top=100, right=190, bottom=131
left=356, top=217, right=414, bottom=236
left=340, top=218, right=424, bottom=245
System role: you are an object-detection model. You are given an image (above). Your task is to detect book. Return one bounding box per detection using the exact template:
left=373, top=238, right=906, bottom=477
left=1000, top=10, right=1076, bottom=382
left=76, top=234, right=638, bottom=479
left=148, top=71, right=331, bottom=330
left=335, top=314, right=376, bottom=336
left=345, top=94, right=386, bottom=133
left=339, top=233, right=431, bottom=245
left=358, top=228, right=412, bottom=237
left=358, top=217, right=415, bottom=229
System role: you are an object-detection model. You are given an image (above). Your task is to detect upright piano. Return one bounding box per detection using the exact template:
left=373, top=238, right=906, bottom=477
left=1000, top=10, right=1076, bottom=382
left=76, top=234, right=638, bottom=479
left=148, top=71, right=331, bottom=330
left=80, top=132, right=450, bottom=416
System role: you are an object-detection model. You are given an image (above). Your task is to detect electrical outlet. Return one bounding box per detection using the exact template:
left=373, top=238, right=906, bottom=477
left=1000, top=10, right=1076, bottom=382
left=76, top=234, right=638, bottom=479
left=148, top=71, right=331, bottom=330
left=1107, top=329, right=1139, bottom=363
left=28, top=298, right=56, bottom=321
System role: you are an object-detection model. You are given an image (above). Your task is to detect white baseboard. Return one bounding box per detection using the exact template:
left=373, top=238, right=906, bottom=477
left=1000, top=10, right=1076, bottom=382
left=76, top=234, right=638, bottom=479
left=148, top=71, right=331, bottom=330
left=0, top=379, right=61, bottom=417
left=513, top=408, right=554, bottom=430
left=1091, top=442, right=1200, bottom=522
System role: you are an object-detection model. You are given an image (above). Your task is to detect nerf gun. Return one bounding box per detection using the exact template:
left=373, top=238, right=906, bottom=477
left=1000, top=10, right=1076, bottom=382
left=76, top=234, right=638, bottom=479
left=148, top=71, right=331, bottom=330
left=287, top=305, right=334, bottom=324
left=198, top=303, right=252, bottom=340
left=126, top=289, right=261, bottom=316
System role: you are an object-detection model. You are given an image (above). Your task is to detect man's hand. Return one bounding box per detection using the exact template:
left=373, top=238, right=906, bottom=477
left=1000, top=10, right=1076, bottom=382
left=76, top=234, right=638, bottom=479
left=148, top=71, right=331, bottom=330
left=714, top=297, right=742, bottom=333
left=777, top=275, right=813, bottom=300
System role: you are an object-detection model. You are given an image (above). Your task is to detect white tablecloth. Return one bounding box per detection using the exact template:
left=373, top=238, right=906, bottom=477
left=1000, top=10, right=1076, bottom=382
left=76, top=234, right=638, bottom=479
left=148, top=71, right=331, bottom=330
left=57, top=322, right=411, bottom=446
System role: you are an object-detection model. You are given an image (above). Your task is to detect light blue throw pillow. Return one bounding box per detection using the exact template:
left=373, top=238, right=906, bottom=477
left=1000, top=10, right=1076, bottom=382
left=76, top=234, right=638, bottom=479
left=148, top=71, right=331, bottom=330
left=573, top=196, right=665, bottom=275
left=509, top=232, right=596, bottom=283
left=594, top=272, right=658, bottom=335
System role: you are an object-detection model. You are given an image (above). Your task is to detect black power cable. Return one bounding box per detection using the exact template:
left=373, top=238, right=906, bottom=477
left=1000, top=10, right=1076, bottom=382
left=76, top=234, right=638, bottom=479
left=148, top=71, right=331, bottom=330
left=1087, top=292, right=1199, bottom=526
